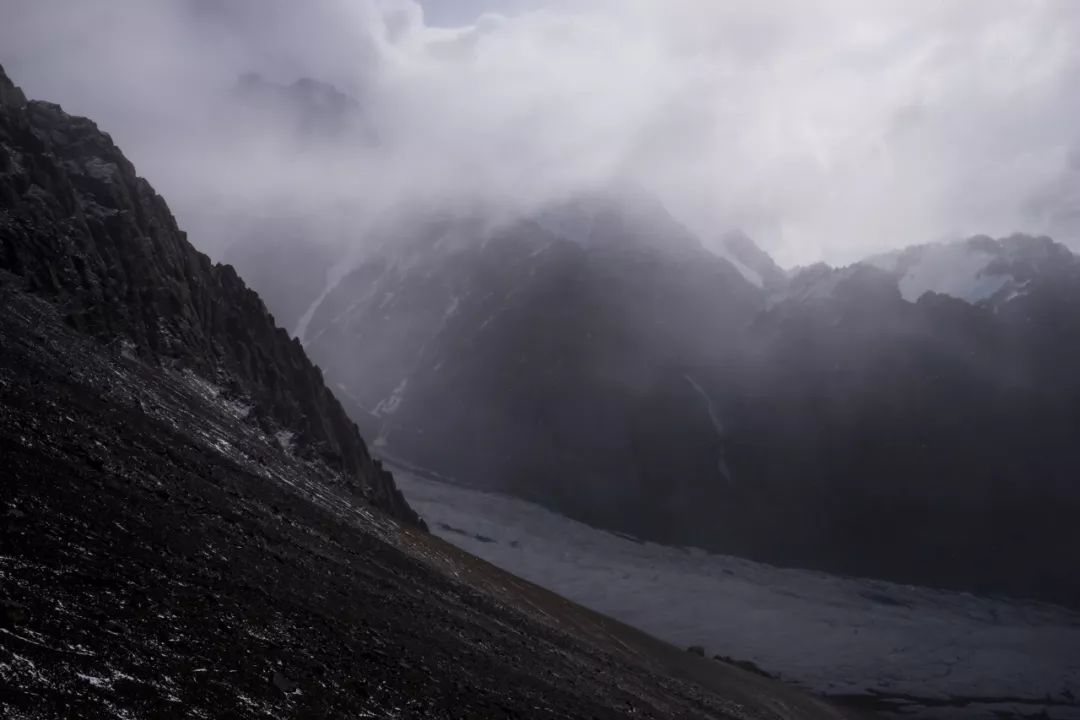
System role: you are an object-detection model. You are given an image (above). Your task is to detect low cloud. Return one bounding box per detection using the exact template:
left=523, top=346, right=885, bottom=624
left=2, top=0, right=1078, bottom=265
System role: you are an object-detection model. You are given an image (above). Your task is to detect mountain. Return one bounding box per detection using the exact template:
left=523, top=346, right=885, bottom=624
left=0, top=65, right=417, bottom=525
left=865, top=233, right=1079, bottom=306
left=287, top=187, right=1080, bottom=606
left=709, top=240, right=1080, bottom=605
left=0, top=64, right=869, bottom=719
left=232, top=72, right=366, bottom=142
left=301, top=195, right=764, bottom=536
left=727, top=253, right=1080, bottom=601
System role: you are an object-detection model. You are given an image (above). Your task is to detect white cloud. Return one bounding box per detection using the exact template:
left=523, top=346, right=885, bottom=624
left=2, top=0, right=1078, bottom=265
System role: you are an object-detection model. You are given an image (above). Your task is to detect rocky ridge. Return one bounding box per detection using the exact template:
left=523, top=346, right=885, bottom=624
left=0, top=64, right=420, bottom=526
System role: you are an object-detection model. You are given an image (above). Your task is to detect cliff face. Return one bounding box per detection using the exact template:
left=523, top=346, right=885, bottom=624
left=0, top=65, right=421, bottom=527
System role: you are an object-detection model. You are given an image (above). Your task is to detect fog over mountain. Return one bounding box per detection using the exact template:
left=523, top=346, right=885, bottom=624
left=3, top=0, right=1080, bottom=266
left=6, top=0, right=1080, bottom=606
left=6, top=5, right=1080, bottom=716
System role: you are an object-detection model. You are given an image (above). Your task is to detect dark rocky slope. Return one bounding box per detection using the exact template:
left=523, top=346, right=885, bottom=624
left=0, top=64, right=418, bottom=525
left=722, top=260, right=1080, bottom=602
left=0, top=65, right=866, bottom=720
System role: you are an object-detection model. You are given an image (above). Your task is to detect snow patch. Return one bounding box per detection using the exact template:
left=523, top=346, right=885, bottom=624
left=84, top=157, right=119, bottom=182
left=377, top=290, right=396, bottom=310
left=221, top=398, right=252, bottom=421
left=373, top=378, right=408, bottom=417
left=294, top=257, right=355, bottom=343
left=867, top=243, right=1010, bottom=303
left=75, top=672, right=111, bottom=689
left=274, top=430, right=295, bottom=453
left=443, top=295, right=460, bottom=320
left=683, top=374, right=734, bottom=484
left=715, top=248, right=764, bottom=287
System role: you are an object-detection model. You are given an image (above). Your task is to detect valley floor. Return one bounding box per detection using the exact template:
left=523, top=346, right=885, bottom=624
left=395, top=470, right=1080, bottom=720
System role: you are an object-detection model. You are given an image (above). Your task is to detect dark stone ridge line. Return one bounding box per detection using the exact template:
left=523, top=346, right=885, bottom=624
left=0, top=63, right=422, bottom=528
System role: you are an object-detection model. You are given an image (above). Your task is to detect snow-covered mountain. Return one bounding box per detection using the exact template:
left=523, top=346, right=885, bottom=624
left=864, top=233, right=1078, bottom=306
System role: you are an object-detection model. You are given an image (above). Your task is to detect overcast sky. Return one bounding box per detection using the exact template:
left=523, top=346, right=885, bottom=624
left=2, top=0, right=1078, bottom=266
left=417, top=0, right=537, bottom=26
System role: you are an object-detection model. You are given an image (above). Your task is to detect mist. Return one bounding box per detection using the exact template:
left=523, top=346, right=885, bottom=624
left=4, top=6, right=1080, bottom=714
left=2, top=0, right=1079, bottom=266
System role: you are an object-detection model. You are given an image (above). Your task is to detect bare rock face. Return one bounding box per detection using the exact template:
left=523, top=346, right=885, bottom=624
left=0, top=63, right=422, bottom=527
left=0, top=68, right=26, bottom=108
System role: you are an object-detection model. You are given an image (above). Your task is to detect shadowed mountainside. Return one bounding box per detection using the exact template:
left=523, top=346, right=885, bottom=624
left=0, top=64, right=418, bottom=525
left=0, top=63, right=867, bottom=719
left=294, top=202, right=1080, bottom=606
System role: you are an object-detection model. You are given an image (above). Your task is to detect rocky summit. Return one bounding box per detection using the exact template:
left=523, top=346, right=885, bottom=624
left=0, top=64, right=866, bottom=719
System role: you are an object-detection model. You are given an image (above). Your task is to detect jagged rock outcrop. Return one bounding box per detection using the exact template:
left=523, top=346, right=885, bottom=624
left=0, top=64, right=422, bottom=526
left=0, top=70, right=26, bottom=108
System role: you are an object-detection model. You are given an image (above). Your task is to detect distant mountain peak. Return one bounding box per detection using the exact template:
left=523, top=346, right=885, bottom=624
left=236, top=72, right=356, bottom=109
left=0, top=66, right=27, bottom=108
left=776, top=261, right=900, bottom=307
left=534, top=185, right=709, bottom=261
left=230, top=71, right=366, bottom=142
left=865, top=233, right=1078, bottom=305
